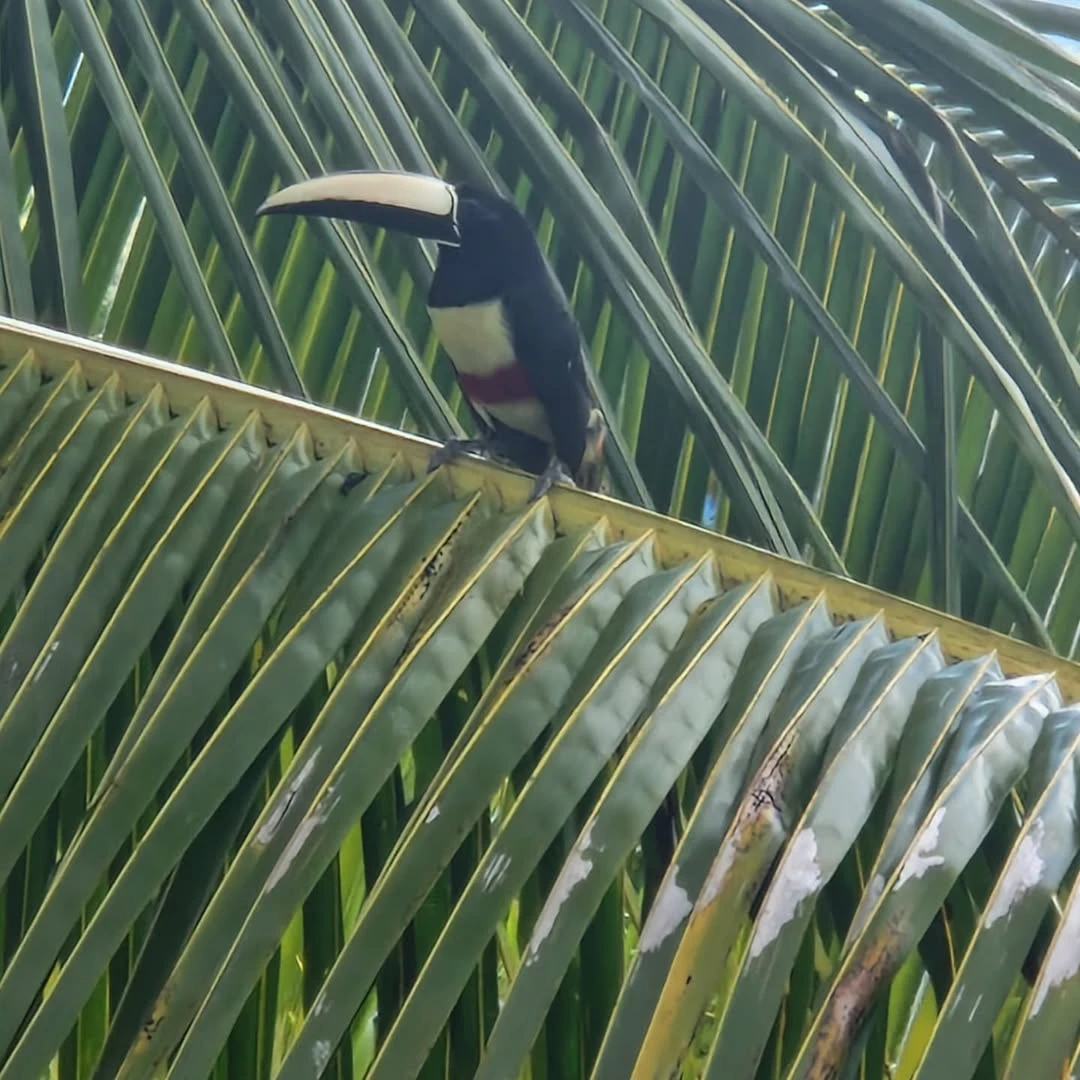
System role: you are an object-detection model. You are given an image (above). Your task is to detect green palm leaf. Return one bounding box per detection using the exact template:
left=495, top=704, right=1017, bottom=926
left=0, top=320, right=1078, bottom=1078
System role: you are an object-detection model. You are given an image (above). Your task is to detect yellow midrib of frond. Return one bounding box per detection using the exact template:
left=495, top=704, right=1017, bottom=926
left=2, top=311, right=1076, bottom=702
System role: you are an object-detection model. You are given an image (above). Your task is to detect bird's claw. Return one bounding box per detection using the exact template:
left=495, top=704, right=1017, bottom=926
left=426, top=437, right=489, bottom=474
left=527, top=459, right=576, bottom=503
left=340, top=471, right=366, bottom=496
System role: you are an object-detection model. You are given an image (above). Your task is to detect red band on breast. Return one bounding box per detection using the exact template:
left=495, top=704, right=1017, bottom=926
left=456, top=363, right=535, bottom=405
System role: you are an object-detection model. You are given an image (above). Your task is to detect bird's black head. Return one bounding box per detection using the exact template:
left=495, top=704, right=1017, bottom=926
left=432, top=183, right=546, bottom=300
left=446, top=184, right=531, bottom=246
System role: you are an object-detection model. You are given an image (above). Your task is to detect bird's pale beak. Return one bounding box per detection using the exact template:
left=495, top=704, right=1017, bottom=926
left=256, top=170, right=461, bottom=245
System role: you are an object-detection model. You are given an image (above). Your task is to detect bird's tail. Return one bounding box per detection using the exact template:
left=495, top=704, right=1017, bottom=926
left=575, top=407, right=610, bottom=495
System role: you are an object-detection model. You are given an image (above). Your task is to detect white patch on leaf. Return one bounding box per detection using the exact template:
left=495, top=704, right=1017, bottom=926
left=868, top=873, right=885, bottom=906
left=525, top=825, right=597, bottom=964
left=749, top=828, right=822, bottom=960
left=32, top=640, right=60, bottom=683
left=985, top=820, right=1045, bottom=927
left=1031, top=890, right=1080, bottom=1015
left=256, top=750, right=322, bottom=845
left=699, top=838, right=738, bottom=909
left=265, top=790, right=338, bottom=891
left=894, top=806, right=947, bottom=890
left=481, top=852, right=511, bottom=892
left=638, top=882, right=694, bottom=953
left=313, top=1040, right=332, bottom=1073
left=425, top=803, right=440, bottom=824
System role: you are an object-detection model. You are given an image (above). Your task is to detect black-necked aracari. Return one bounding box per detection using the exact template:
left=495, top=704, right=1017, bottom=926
left=255, top=170, right=607, bottom=501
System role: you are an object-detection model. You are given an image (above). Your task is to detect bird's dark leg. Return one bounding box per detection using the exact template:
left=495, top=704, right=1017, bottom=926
left=527, top=456, right=576, bottom=502
left=340, top=471, right=367, bottom=496
left=426, top=436, right=494, bottom=473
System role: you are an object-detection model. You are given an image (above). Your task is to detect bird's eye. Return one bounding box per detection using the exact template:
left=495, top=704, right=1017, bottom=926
left=461, top=198, right=501, bottom=228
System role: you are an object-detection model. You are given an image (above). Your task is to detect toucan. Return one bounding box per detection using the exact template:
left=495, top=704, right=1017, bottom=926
left=256, top=171, right=608, bottom=501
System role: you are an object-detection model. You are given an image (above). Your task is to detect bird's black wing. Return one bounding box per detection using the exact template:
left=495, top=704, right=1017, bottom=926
left=501, top=269, right=594, bottom=475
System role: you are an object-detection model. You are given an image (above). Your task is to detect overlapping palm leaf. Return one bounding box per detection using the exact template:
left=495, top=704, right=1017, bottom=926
left=0, top=323, right=1077, bottom=1078
left=3, top=0, right=1080, bottom=648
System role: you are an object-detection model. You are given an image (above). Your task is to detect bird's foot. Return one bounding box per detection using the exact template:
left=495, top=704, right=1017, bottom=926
left=426, top=437, right=491, bottom=474
left=528, top=458, right=576, bottom=503
left=340, top=471, right=367, bottom=496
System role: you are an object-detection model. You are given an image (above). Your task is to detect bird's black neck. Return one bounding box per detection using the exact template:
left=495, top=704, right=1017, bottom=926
left=427, top=200, right=547, bottom=309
